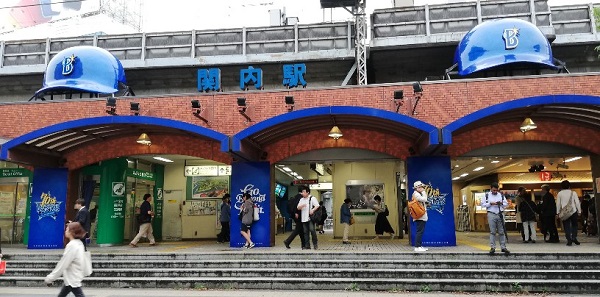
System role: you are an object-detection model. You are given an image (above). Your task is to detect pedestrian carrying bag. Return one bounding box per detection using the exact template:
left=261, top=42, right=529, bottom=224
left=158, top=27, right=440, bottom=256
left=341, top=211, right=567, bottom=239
left=349, top=216, right=355, bottom=226
left=82, top=251, right=93, bottom=277
left=559, top=191, right=576, bottom=221
left=408, top=198, right=425, bottom=220
left=238, top=209, right=244, bottom=221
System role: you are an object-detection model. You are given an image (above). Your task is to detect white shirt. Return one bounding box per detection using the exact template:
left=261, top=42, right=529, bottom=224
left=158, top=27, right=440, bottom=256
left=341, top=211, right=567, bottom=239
left=481, top=191, right=507, bottom=214
left=45, top=240, right=85, bottom=287
left=298, top=195, right=319, bottom=223
left=556, top=189, right=581, bottom=216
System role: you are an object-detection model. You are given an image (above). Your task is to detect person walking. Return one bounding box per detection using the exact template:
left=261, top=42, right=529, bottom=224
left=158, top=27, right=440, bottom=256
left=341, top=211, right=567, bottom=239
left=556, top=180, right=581, bottom=246
left=372, top=195, right=395, bottom=240
left=297, top=186, right=320, bottom=250
left=340, top=198, right=352, bottom=244
left=44, top=222, right=88, bottom=297
left=240, top=192, right=255, bottom=249
left=481, top=182, right=510, bottom=255
left=283, top=191, right=306, bottom=248
left=412, top=181, right=428, bottom=252
left=69, top=199, right=90, bottom=251
left=540, top=184, right=559, bottom=243
left=129, top=194, right=156, bottom=247
left=519, top=190, right=538, bottom=243
left=217, top=194, right=231, bottom=243
left=317, top=201, right=328, bottom=234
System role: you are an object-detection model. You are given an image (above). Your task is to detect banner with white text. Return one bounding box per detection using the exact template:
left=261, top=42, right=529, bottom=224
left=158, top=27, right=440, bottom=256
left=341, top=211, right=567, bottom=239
left=28, top=167, right=68, bottom=249
left=230, top=162, right=271, bottom=247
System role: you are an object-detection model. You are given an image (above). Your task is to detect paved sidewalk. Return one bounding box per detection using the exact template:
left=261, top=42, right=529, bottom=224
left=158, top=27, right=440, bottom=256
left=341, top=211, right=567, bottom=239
left=1, top=231, right=598, bottom=256
left=0, top=287, right=595, bottom=297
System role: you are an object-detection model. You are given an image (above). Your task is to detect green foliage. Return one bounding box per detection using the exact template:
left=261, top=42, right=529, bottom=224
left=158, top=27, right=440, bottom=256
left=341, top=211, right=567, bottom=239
left=420, top=284, right=431, bottom=293
left=388, top=286, right=405, bottom=293
left=346, top=283, right=360, bottom=291
left=594, top=7, right=600, bottom=58
left=193, top=283, right=207, bottom=290
left=511, top=282, right=523, bottom=293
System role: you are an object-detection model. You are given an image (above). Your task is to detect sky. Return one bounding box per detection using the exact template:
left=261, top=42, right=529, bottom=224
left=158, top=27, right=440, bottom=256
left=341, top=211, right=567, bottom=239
left=141, top=0, right=596, bottom=32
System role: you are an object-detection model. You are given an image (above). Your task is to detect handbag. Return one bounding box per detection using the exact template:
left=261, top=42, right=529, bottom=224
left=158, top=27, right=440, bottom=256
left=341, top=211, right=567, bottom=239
left=349, top=216, right=355, bottom=225
left=408, top=197, right=425, bottom=220
left=82, top=251, right=93, bottom=277
left=0, top=257, right=6, bottom=275
left=558, top=191, right=576, bottom=221
left=383, top=207, right=390, bottom=217
left=309, top=197, right=322, bottom=223
left=253, top=206, right=260, bottom=221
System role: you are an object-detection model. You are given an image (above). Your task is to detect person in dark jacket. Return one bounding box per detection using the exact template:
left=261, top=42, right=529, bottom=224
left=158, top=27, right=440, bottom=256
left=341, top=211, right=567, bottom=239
left=129, top=194, right=156, bottom=247
left=283, top=191, right=306, bottom=248
left=217, top=194, right=231, bottom=243
left=69, top=199, right=90, bottom=251
left=518, top=191, right=538, bottom=243
left=540, top=184, right=559, bottom=243
left=340, top=198, right=352, bottom=244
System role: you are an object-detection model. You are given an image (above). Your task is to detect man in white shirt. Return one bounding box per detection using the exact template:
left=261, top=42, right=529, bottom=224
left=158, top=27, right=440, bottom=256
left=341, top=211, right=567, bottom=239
left=297, top=186, right=320, bottom=250
left=481, top=182, right=510, bottom=255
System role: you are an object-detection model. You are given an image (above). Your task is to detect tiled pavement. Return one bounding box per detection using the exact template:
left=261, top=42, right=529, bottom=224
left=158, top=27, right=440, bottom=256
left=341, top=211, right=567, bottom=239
left=1, top=231, right=598, bottom=255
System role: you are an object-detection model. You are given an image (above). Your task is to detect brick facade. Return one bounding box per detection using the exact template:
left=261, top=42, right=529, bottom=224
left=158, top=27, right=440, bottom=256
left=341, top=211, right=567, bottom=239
left=1, top=74, right=599, bottom=167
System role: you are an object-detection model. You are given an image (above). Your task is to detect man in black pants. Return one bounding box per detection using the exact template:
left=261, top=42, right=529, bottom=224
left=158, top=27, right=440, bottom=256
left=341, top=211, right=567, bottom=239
left=69, top=199, right=91, bottom=251
left=540, top=184, right=559, bottom=243
left=283, top=191, right=306, bottom=249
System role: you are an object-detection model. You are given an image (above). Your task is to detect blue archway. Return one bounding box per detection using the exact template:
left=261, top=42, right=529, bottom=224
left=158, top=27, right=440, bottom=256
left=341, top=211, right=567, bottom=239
left=442, top=94, right=600, bottom=144
left=227, top=106, right=440, bottom=154
left=0, top=116, right=229, bottom=161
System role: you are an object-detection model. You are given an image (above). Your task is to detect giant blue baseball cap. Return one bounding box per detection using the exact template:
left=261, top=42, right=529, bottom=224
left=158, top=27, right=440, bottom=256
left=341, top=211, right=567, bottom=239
left=454, top=18, right=557, bottom=76
left=34, top=45, right=127, bottom=97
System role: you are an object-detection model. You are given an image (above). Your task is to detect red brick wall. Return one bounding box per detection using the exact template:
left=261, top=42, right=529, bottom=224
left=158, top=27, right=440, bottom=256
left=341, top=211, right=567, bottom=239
left=1, top=74, right=599, bottom=164
left=64, top=135, right=231, bottom=170
left=448, top=120, right=600, bottom=156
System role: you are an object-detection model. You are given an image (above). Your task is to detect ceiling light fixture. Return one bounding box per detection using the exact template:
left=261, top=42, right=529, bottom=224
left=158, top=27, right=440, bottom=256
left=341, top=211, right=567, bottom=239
left=452, top=177, right=460, bottom=180
left=473, top=166, right=484, bottom=171
left=153, top=156, right=174, bottom=163
left=328, top=126, right=343, bottom=139
left=564, top=156, right=582, bottom=163
left=520, top=117, right=537, bottom=133
left=491, top=160, right=500, bottom=164
left=460, top=173, right=469, bottom=177
left=136, top=133, right=151, bottom=146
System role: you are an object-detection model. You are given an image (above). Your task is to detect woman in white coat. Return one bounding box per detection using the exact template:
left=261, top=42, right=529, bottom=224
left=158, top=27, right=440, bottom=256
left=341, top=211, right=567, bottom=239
left=45, top=222, right=88, bottom=297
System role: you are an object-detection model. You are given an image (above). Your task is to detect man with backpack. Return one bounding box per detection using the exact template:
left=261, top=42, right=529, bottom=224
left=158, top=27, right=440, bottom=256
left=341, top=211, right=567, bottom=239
left=481, top=182, right=510, bottom=255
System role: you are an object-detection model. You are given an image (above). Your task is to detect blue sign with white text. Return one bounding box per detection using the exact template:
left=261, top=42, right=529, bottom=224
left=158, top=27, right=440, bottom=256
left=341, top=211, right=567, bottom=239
left=230, top=162, right=271, bottom=247
left=407, top=156, right=456, bottom=246
left=28, top=168, right=68, bottom=249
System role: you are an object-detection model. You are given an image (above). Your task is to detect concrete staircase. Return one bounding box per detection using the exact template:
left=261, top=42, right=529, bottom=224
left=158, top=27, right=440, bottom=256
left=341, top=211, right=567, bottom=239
left=1, top=252, right=599, bottom=293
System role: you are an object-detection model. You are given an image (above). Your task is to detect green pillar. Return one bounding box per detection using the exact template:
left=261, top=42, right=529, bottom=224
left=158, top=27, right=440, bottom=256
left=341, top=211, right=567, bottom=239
left=153, top=164, right=164, bottom=241
left=96, top=158, right=128, bottom=245
left=23, top=170, right=33, bottom=245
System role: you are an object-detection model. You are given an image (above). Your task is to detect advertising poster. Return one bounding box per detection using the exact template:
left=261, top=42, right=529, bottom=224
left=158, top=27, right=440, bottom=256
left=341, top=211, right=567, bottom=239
left=28, top=167, right=68, bottom=249
left=191, top=176, right=229, bottom=199
left=230, top=162, right=271, bottom=247
left=407, top=156, right=456, bottom=246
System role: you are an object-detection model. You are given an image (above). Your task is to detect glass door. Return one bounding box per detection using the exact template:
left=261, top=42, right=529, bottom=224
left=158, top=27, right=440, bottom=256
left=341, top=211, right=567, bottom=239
left=123, top=177, right=155, bottom=241
left=0, top=178, right=29, bottom=244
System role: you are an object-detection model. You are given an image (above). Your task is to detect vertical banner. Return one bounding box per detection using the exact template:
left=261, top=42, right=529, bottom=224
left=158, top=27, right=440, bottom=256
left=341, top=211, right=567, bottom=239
left=230, top=162, right=271, bottom=247
left=153, top=164, right=164, bottom=241
left=407, top=156, right=456, bottom=246
left=97, top=158, right=128, bottom=245
left=28, top=168, right=68, bottom=249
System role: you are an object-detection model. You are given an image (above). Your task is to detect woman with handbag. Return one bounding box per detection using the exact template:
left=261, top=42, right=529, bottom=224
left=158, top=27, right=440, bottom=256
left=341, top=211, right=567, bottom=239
left=372, top=195, right=395, bottom=240
left=556, top=180, right=582, bottom=246
left=412, top=181, right=429, bottom=252
left=240, top=192, right=255, bottom=249
left=45, top=222, right=88, bottom=297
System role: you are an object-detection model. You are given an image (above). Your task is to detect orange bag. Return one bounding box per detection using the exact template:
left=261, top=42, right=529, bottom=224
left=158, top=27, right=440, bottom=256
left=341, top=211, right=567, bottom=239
left=408, top=198, right=425, bottom=220
left=0, top=259, right=6, bottom=275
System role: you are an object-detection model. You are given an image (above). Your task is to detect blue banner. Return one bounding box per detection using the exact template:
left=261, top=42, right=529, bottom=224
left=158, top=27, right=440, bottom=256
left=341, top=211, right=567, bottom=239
left=28, top=168, right=68, bottom=249
left=407, top=156, right=456, bottom=246
left=230, top=162, right=271, bottom=247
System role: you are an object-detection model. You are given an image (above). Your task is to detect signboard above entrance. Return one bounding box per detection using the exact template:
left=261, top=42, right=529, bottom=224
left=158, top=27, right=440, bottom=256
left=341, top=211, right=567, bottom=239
left=126, top=168, right=154, bottom=181
left=0, top=168, right=31, bottom=178
left=184, top=165, right=232, bottom=177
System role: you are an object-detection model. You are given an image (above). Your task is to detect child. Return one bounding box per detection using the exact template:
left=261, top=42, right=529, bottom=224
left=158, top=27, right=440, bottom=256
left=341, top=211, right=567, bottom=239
left=45, top=222, right=88, bottom=297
